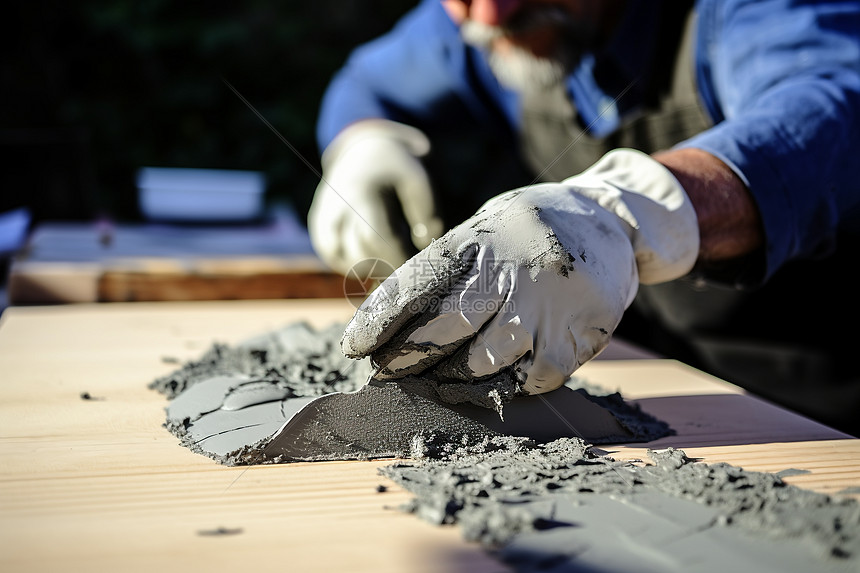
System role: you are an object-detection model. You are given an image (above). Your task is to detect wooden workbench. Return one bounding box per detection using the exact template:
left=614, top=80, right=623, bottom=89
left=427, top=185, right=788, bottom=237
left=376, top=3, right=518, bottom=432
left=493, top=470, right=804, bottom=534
left=7, top=220, right=362, bottom=304
left=0, top=300, right=857, bottom=573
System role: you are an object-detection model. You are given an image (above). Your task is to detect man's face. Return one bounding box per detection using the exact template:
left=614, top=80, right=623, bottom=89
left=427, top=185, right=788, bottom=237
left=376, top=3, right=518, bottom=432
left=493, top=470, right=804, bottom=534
left=443, top=0, right=613, bottom=55
left=443, top=0, right=613, bottom=91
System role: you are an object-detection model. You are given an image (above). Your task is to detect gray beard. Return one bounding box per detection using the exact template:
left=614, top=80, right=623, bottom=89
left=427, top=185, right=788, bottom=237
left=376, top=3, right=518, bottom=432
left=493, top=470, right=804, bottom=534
left=460, top=7, right=591, bottom=94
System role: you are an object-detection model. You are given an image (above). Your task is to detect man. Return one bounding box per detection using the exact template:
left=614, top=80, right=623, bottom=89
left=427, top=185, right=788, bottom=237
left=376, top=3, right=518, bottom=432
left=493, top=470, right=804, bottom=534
left=307, top=0, right=860, bottom=434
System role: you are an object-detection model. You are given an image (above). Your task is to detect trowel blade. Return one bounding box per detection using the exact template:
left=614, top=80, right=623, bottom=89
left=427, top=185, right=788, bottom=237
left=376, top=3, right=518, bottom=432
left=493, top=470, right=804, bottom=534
left=261, top=379, right=633, bottom=462
left=166, top=375, right=633, bottom=464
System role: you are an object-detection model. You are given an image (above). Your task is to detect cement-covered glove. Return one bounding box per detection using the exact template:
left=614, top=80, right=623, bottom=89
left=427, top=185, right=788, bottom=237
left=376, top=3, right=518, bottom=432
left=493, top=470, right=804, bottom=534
left=307, top=119, right=445, bottom=277
left=341, top=148, right=699, bottom=395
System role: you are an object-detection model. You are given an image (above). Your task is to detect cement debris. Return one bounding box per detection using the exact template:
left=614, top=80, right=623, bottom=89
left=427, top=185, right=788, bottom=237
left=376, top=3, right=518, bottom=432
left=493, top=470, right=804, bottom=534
left=196, top=527, right=244, bottom=537
left=150, top=321, right=368, bottom=400
left=381, top=440, right=860, bottom=572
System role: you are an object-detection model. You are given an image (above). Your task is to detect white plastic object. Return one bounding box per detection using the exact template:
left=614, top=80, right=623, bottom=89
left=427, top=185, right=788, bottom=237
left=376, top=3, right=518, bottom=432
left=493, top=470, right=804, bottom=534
left=137, top=167, right=266, bottom=222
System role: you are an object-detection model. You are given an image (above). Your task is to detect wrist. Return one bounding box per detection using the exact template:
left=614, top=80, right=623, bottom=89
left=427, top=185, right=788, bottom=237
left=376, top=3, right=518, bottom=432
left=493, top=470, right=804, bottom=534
left=653, top=147, right=764, bottom=263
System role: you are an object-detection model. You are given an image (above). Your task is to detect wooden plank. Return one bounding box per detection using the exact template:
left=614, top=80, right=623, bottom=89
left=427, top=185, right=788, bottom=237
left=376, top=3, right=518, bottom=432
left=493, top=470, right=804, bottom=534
left=0, top=300, right=857, bottom=573
left=6, top=220, right=362, bottom=303
left=9, top=258, right=363, bottom=303
left=6, top=261, right=102, bottom=304
left=0, top=300, right=507, bottom=573
left=98, top=267, right=360, bottom=301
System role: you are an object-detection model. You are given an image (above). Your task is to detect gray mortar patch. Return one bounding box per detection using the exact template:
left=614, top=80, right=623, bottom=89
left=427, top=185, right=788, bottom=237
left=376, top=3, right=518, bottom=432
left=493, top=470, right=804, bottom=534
left=152, top=321, right=672, bottom=466
left=150, top=322, right=372, bottom=400
left=381, top=440, right=860, bottom=571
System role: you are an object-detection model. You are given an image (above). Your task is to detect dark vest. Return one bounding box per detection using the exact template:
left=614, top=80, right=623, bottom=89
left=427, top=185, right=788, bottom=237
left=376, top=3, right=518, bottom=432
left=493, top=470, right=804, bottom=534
left=518, top=4, right=709, bottom=181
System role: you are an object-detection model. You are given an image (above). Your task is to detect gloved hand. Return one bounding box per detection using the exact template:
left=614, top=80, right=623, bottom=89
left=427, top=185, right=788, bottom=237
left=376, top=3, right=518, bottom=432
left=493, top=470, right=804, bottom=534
left=308, top=119, right=445, bottom=277
left=341, top=148, right=700, bottom=395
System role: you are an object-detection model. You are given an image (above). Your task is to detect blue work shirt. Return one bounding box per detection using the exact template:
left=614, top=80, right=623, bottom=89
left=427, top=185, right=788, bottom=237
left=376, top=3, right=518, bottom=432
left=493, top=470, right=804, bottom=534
left=316, top=0, right=860, bottom=284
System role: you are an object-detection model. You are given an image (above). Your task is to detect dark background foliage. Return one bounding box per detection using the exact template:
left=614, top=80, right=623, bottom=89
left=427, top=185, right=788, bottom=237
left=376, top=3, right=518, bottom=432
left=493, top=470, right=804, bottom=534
left=2, top=0, right=415, bottom=225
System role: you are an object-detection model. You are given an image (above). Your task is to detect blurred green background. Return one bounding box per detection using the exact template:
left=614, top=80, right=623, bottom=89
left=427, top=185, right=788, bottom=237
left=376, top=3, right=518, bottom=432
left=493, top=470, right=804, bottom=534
left=3, top=0, right=416, bottom=226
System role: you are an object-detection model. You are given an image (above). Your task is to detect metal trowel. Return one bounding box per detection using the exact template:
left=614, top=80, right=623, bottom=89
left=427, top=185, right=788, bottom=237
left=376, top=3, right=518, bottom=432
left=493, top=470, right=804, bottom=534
left=166, top=371, right=638, bottom=465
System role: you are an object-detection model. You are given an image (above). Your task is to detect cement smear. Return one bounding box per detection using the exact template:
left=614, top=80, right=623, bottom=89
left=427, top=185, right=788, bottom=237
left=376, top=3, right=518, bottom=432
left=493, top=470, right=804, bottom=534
left=152, top=322, right=860, bottom=570
left=382, top=440, right=860, bottom=572
left=152, top=321, right=671, bottom=465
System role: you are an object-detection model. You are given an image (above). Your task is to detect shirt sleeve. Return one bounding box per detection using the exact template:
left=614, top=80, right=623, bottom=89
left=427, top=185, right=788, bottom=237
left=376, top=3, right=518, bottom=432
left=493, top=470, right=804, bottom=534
left=315, top=0, right=507, bottom=153
left=681, top=0, right=860, bottom=283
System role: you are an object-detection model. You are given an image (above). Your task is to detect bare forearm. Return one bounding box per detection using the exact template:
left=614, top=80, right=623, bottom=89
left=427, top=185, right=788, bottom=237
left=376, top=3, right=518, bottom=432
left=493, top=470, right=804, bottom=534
left=653, top=147, right=763, bottom=263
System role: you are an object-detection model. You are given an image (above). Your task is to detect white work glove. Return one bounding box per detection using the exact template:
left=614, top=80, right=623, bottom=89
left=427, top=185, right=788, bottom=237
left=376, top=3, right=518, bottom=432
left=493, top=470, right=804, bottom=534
left=341, top=148, right=699, bottom=395
left=308, top=119, right=445, bottom=277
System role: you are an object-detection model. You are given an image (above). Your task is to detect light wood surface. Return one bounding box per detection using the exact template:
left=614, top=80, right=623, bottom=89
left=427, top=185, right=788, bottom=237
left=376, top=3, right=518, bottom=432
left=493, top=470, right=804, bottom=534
left=0, top=300, right=856, bottom=573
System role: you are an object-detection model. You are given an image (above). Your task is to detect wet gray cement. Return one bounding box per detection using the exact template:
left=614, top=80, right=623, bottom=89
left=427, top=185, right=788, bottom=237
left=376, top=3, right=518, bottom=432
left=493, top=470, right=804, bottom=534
left=152, top=322, right=369, bottom=400
left=382, top=440, right=860, bottom=572
left=152, top=321, right=860, bottom=571
left=152, top=321, right=671, bottom=465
